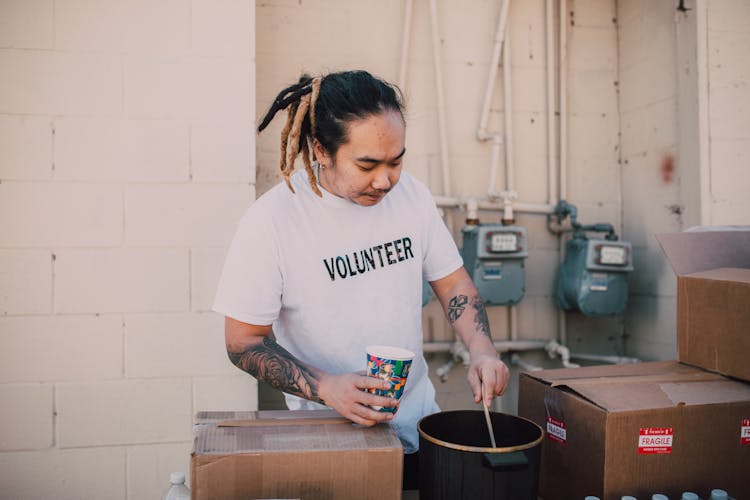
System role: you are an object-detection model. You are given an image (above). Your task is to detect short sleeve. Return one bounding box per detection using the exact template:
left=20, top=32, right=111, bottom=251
left=419, top=188, right=463, bottom=282
left=212, top=206, right=283, bottom=326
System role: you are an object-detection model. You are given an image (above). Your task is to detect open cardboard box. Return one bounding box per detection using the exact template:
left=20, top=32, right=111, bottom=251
left=518, top=361, right=750, bottom=500
left=657, top=229, right=750, bottom=382
left=191, top=409, right=403, bottom=500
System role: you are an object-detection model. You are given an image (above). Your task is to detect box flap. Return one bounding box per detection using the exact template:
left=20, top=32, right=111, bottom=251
left=656, top=230, right=750, bottom=276
left=522, top=361, right=750, bottom=412
left=685, top=267, right=750, bottom=284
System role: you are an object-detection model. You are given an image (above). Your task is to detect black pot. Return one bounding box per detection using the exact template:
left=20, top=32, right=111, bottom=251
left=417, top=410, right=543, bottom=500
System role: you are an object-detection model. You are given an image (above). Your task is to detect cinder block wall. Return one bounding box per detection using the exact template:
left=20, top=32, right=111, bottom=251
left=0, top=1, right=256, bottom=499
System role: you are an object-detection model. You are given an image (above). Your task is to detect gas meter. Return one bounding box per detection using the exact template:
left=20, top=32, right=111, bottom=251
left=461, top=224, right=528, bottom=305
left=553, top=201, right=634, bottom=317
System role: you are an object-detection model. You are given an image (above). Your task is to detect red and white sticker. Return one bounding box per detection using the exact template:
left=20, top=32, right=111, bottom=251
left=546, top=416, right=567, bottom=445
left=742, top=419, right=750, bottom=445
left=638, top=427, right=673, bottom=454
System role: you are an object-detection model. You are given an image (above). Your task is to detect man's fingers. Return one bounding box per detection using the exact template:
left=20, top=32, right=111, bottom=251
left=356, top=374, right=392, bottom=391
left=467, top=368, right=482, bottom=403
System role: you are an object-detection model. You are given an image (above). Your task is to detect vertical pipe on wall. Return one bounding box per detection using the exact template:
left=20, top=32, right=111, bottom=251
left=398, top=0, right=414, bottom=91
left=428, top=0, right=452, bottom=197
left=503, top=30, right=514, bottom=194
left=478, top=0, right=512, bottom=139
left=557, top=0, right=568, bottom=347
left=545, top=0, right=558, bottom=207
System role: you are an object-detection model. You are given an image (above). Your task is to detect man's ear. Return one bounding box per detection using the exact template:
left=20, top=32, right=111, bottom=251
left=312, top=139, right=330, bottom=165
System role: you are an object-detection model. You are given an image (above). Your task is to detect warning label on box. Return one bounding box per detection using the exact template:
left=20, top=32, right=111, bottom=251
left=547, top=416, right=567, bottom=445
left=742, top=419, right=750, bottom=445
left=638, top=427, right=673, bottom=454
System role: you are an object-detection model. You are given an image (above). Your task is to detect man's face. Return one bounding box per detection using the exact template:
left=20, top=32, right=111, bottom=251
left=316, top=110, right=406, bottom=207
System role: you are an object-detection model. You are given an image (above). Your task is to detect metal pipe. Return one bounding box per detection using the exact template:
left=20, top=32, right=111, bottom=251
left=428, top=0, right=452, bottom=196
left=477, top=0, right=512, bottom=139
left=545, top=0, right=557, bottom=207
left=569, top=352, right=641, bottom=365
left=503, top=30, right=514, bottom=194
left=423, top=340, right=549, bottom=354
left=558, top=0, right=567, bottom=201
left=398, top=0, right=414, bottom=91
left=433, top=195, right=555, bottom=215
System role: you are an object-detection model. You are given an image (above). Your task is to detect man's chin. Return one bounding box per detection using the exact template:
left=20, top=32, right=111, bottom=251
left=356, top=193, right=386, bottom=206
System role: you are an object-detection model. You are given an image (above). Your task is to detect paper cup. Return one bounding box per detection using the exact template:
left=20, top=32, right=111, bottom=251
left=366, top=345, right=415, bottom=413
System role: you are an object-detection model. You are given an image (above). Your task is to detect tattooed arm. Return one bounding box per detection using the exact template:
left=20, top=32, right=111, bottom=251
left=430, top=267, right=510, bottom=406
left=224, top=317, right=396, bottom=426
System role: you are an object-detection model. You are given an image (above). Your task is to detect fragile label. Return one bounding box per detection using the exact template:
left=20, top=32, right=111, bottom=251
left=742, top=419, right=750, bottom=445
left=638, top=427, right=673, bottom=454
left=547, top=416, right=567, bottom=445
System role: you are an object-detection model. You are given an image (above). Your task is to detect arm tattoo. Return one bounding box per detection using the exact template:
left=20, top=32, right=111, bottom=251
left=471, top=296, right=491, bottom=338
left=227, top=336, right=324, bottom=404
left=448, top=294, right=468, bottom=323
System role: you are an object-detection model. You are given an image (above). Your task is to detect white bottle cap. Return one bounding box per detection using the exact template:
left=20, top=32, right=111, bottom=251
left=170, top=472, right=185, bottom=485
left=682, top=493, right=700, bottom=500
left=710, top=490, right=728, bottom=500
left=652, top=495, right=669, bottom=500
left=622, top=497, right=637, bottom=500
left=584, top=497, right=600, bottom=500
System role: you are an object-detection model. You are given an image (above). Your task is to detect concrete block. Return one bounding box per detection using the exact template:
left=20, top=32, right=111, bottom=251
left=568, top=26, right=617, bottom=71
left=0, top=250, right=52, bottom=315
left=125, top=312, right=232, bottom=378
left=508, top=5, right=547, bottom=70
left=525, top=248, right=559, bottom=296
left=568, top=69, right=618, bottom=114
left=0, top=384, right=53, bottom=451
left=127, top=442, right=193, bottom=500
left=193, top=374, right=259, bottom=413
left=0, top=0, right=54, bottom=49
left=707, top=0, right=750, bottom=33
left=54, top=0, right=122, bottom=52
left=629, top=243, right=677, bottom=297
left=0, top=50, right=121, bottom=115
left=125, top=184, right=254, bottom=247
left=256, top=4, right=349, bottom=58
left=191, top=247, right=227, bottom=312
left=618, top=6, right=675, bottom=71
left=54, top=117, right=189, bottom=182
left=192, top=0, right=253, bottom=56
left=54, top=248, right=189, bottom=313
left=709, top=83, right=750, bottom=140
left=711, top=197, right=750, bottom=226
left=619, top=98, right=678, bottom=158
left=710, top=139, right=750, bottom=197
left=569, top=0, right=617, bottom=28
left=709, top=30, right=750, bottom=88
left=121, top=0, right=190, bottom=54
left=0, top=182, right=122, bottom=247
left=0, top=114, right=52, bottom=180
left=618, top=56, right=676, bottom=114
left=190, top=120, right=254, bottom=183
left=0, top=447, right=126, bottom=500
left=510, top=66, right=547, bottom=113
left=124, top=57, right=252, bottom=120
left=516, top=296, right=558, bottom=340
left=624, top=295, right=678, bottom=360
left=0, top=315, right=122, bottom=383
left=57, top=379, right=192, bottom=447
left=438, top=1, right=497, bottom=65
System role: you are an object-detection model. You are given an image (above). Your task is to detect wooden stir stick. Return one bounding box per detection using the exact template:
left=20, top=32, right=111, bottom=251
left=481, top=382, right=497, bottom=448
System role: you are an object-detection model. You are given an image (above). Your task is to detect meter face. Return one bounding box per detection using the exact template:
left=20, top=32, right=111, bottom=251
left=489, top=232, right=518, bottom=252
left=599, top=245, right=627, bottom=265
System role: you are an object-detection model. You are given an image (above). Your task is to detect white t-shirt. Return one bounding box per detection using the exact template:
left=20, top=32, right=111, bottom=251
left=213, top=169, right=463, bottom=452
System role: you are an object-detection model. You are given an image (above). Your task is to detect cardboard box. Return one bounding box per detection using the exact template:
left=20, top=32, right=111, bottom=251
left=657, top=230, right=750, bottom=382
left=518, top=361, right=750, bottom=500
left=191, top=410, right=403, bottom=500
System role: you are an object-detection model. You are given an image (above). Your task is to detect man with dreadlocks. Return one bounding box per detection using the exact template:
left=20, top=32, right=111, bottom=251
left=214, top=70, right=508, bottom=488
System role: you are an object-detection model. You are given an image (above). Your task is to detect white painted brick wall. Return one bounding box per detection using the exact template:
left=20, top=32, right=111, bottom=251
left=0, top=0, right=255, bottom=496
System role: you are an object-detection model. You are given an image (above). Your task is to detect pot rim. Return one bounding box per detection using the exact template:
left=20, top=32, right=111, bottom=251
left=417, top=410, right=544, bottom=454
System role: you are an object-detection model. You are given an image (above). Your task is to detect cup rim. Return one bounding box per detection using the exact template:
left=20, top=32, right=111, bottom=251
left=366, top=345, right=415, bottom=361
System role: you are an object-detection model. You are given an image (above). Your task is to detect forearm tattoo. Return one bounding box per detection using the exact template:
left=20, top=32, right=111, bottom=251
left=471, top=296, right=491, bottom=338
left=227, top=336, right=324, bottom=404
left=448, top=294, right=468, bottom=323
left=447, top=294, right=492, bottom=339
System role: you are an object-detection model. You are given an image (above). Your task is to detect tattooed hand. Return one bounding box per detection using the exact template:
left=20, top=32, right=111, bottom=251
left=317, top=373, right=397, bottom=427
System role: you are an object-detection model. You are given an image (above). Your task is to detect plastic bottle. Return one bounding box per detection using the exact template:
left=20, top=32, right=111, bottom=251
left=710, top=490, right=729, bottom=500
left=681, top=493, right=700, bottom=500
left=621, top=496, right=637, bottom=500
left=165, top=472, right=190, bottom=500
left=652, top=495, right=669, bottom=500
left=584, top=497, right=600, bottom=500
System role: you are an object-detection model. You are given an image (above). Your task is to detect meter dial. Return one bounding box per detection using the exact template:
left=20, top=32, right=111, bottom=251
left=487, top=232, right=519, bottom=253
left=597, top=245, right=627, bottom=265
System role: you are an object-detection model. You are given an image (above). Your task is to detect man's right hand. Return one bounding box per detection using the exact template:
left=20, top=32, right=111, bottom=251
left=318, top=373, right=398, bottom=427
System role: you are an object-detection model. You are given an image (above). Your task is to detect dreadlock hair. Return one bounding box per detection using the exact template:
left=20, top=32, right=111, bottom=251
left=257, top=70, right=405, bottom=196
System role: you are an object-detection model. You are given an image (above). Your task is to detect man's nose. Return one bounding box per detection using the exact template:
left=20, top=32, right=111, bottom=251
left=371, top=169, right=392, bottom=190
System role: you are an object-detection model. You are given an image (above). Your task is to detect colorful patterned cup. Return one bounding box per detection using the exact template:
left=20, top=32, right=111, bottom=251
left=366, top=345, right=415, bottom=413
